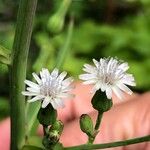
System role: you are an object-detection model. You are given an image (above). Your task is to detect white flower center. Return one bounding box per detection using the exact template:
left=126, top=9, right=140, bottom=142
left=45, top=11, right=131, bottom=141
left=40, top=79, right=60, bottom=99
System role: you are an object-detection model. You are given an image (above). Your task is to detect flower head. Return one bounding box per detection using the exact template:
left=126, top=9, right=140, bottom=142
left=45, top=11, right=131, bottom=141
left=79, top=57, right=136, bottom=99
left=22, top=68, right=74, bottom=109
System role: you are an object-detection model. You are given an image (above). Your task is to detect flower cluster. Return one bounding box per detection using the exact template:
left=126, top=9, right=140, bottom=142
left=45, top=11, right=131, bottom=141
left=23, top=57, right=136, bottom=109
left=22, top=68, right=74, bottom=109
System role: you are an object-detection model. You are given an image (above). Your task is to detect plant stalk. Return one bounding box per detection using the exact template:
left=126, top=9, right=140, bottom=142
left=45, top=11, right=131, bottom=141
left=95, top=111, right=103, bottom=131
left=64, top=135, right=150, bottom=150
left=88, top=111, right=103, bottom=144
left=9, top=0, right=37, bottom=149
left=55, top=18, right=74, bottom=69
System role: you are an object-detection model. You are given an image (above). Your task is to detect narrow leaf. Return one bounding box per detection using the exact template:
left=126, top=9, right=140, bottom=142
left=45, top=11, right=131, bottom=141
left=0, top=45, right=10, bottom=65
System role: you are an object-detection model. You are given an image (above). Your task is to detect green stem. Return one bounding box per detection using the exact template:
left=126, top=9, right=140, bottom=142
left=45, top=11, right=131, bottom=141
left=88, top=111, right=103, bottom=144
left=55, top=18, right=74, bottom=69
left=43, top=125, right=49, bottom=136
left=9, top=0, right=37, bottom=149
left=95, top=111, right=103, bottom=131
left=64, top=135, right=150, bottom=150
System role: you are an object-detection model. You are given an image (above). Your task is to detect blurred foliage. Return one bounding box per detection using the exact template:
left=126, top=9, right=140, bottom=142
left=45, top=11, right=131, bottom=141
left=0, top=0, right=150, bottom=119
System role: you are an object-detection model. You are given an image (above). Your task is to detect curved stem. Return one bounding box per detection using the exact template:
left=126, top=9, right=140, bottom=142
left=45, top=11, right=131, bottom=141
left=88, top=111, right=103, bottom=144
left=55, top=18, right=74, bottom=69
left=9, top=0, right=37, bottom=149
left=64, top=135, right=150, bottom=150
left=95, top=111, right=103, bottom=130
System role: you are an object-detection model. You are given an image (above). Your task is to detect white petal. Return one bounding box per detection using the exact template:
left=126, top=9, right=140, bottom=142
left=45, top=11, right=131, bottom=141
left=121, top=74, right=136, bottom=86
left=24, top=80, right=39, bottom=89
left=106, top=87, right=112, bottom=99
left=43, top=68, right=50, bottom=77
left=118, top=62, right=129, bottom=71
left=42, top=97, right=51, bottom=108
left=58, top=71, right=67, bottom=81
left=28, top=95, right=44, bottom=102
left=51, top=68, right=59, bottom=78
left=101, top=84, right=106, bottom=92
left=79, top=74, right=96, bottom=80
left=32, top=73, right=41, bottom=84
left=62, top=77, right=74, bottom=86
left=82, top=79, right=96, bottom=85
left=27, top=87, right=40, bottom=93
left=51, top=100, right=59, bottom=109
left=83, top=64, right=96, bottom=74
left=93, top=59, right=99, bottom=68
left=117, top=83, right=133, bottom=95
left=84, top=64, right=95, bottom=70
left=107, top=58, right=114, bottom=73
left=112, top=86, right=124, bottom=99
left=22, top=91, right=38, bottom=96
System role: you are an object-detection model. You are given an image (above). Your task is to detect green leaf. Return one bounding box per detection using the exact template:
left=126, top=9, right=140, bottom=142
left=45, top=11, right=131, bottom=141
left=22, top=145, right=44, bottom=150
left=37, top=104, right=57, bottom=126
left=25, top=136, right=44, bottom=149
left=0, top=45, right=10, bottom=65
left=26, top=101, right=41, bottom=136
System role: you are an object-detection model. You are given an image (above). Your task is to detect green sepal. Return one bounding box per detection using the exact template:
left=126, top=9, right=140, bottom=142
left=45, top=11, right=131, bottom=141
left=91, top=90, right=113, bottom=112
left=37, top=104, right=57, bottom=126
left=80, top=114, right=94, bottom=137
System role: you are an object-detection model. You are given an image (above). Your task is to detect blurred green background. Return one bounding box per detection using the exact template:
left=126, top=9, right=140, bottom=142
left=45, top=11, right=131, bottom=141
left=0, top=0, right=150, bottom=120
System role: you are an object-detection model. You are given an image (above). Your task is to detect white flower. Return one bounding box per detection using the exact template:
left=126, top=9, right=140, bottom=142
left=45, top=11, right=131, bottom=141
left=79, top=58, right=136, bottom=99
left=22, top=68, right=74, bottom=109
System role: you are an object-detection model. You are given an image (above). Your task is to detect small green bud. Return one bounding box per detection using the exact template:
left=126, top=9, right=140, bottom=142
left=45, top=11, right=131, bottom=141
left=47, top=14, right=64, bottom=34
left=91, top=90, right=113, bottom=112
left=80, top=114, right=94, bottom=137
left=47, top=0, right=71, bottom=34
left=50, top=120, right=64, bottom=135
left=37, top=104, right=57, bottom=126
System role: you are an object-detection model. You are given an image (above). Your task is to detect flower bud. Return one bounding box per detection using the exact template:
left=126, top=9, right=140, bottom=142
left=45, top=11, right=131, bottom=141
left=50, top=120, right=64, bottom=135
left=79, top=114, right=94, bottom=137
left=47, top=0, right=71, bottom=34
left=37, top=104, right=57, bottom=126
left=47, top=14, right=64, bottom=34
left=91, top=90, right=113, bottom=112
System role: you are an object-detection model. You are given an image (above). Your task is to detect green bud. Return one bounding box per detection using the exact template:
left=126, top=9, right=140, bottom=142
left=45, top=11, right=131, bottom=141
left=80, top=114, right=94, bottom=137
left=47, top=14, right=64, bottom=34
left=37, top=104, right=57, bottom=126
left=91, top=90, right=113, bottom=112
left=50, top=120, right=64, bottom=135
left=47, top=0, right=71, bottom=34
